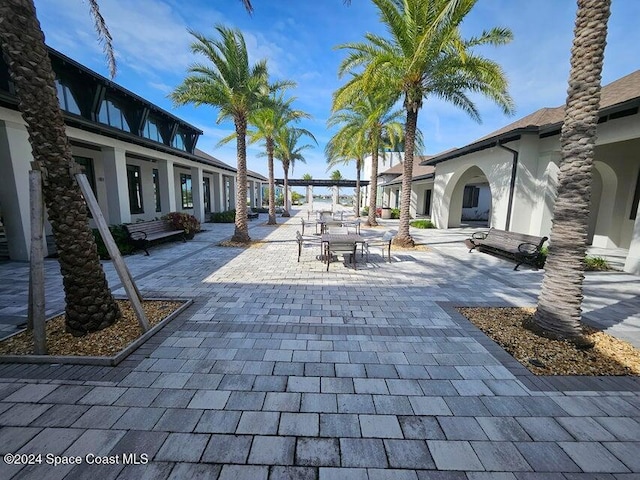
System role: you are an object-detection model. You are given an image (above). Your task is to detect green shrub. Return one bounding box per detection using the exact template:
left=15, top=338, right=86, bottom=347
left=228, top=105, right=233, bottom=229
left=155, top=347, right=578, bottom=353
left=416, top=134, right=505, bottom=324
left=585, top=256, right=610, bottom=271
left=410, top=219, right=435, bottom=229
left=390, top=208, right=400, bottom=219
left=164, top=212, right=201, bottom=235
left=211, top=210, right=236, bottom=223
left=361, top=206, right=369, bottom=216
left=92, top=225, right=135, bottom=260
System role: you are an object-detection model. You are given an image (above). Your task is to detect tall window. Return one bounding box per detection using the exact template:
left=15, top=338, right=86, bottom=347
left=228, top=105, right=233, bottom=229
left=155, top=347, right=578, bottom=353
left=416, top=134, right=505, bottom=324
left=98, top=98, right=131, bottom=132
left=127, top=165, right=144, bottom=214
left=153, top=168, right=161, bottom=213
left=463, top=185, right=480, bottom=208
left=73, top=156, right=96, bottom=194
left=172, top=133, right=185, bottom=150
left=55, top=80, right=81, bottom=115
left=631, top=169, right=640, bottom=220
left=424, top=189, right=432, bottom=216
left=180, top=173, right=193, bottom=209
left=144, top=117, right=163, bottom=143
left=203, top=177, right=211, bottom=214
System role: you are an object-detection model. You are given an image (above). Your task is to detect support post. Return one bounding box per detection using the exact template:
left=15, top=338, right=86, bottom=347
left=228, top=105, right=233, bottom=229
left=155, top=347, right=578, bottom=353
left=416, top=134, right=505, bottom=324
left=75, top=173, right=150, bottom=332
left=28, top=170, right=46, bottom=354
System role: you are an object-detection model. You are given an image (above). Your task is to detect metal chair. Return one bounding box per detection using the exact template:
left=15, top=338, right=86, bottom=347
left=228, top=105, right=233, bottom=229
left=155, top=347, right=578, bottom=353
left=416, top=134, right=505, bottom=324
left=365, top=231, right=395, bottom=262
left=296, top=230, right=322, bottom=262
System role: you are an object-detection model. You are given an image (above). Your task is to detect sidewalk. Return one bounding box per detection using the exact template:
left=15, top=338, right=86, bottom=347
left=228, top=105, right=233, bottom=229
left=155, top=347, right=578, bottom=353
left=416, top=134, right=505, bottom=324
left=0, top=209, right=639, bottom=479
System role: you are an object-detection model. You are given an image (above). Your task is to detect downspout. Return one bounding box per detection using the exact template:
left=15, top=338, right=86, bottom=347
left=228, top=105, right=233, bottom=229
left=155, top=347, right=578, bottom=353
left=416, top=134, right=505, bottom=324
left=497, top=141, right=519, bottom=231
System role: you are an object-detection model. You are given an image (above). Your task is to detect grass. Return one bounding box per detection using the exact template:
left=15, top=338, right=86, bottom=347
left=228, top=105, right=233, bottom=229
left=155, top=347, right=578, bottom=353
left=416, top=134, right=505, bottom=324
left=410, top=219, right=435, bottom=229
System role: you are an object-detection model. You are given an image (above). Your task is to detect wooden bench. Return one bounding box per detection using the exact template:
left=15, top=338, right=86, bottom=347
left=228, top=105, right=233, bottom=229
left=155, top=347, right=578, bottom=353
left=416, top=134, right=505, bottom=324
left=247, top=208, right=259, bottom=220
left=466, top=228, right=548, bottom=270
left=124, top=220, right=185, bottom=256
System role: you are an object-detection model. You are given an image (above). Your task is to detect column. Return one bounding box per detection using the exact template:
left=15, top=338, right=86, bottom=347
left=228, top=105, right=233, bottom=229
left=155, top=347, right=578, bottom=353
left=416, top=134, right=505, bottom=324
left=0, top=120, right=32, bottom=260
left=624, top=213, right=640, bottom=275
left=157, top=158, right=176, bottom=214
left=190, top=165, right=204, bottom=221
left=102, top=146, right=131, bottom=224
left=247, top=180, right=255, bottom=208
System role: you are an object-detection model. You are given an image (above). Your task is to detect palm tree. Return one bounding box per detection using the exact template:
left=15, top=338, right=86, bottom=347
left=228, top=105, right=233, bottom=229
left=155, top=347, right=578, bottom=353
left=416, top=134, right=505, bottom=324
left=524, top=0, right=611, bottom=348
left=274, top=128, right=317, bottom=217
left=330, top=169, right=344, bottom=208
left=326, top=114, right=368, bottom=217
left=248, top=92, right=309, bottom=225
left=0, top=0, right=121, bottom=335
left=337, top=0, right=514, bottom=246
left=171, top=25, right=274, bottom=243
left=331, top=90, right=404, bottom=226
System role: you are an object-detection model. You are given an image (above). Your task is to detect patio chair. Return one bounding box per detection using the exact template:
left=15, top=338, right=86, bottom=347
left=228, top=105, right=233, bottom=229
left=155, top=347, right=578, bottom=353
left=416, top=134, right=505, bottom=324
left=365, top=231, right=395, bottom=262
left=324, top=238, right=357, bottom=271
left=296, top=230, right=322, bottom=262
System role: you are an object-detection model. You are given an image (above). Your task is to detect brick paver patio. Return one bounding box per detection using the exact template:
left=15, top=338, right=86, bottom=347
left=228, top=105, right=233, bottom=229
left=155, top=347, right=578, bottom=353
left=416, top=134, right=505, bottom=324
left=1, top=208, right=639, bottom=479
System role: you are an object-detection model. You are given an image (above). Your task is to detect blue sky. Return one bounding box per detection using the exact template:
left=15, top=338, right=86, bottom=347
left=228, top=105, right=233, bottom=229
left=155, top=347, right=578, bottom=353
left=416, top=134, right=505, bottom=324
left=34, top=0, right=640, bottom=187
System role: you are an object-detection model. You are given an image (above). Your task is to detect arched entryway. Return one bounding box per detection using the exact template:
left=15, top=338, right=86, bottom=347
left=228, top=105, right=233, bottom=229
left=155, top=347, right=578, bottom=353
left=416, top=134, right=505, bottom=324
left=445, top=166, right=493, bottom=228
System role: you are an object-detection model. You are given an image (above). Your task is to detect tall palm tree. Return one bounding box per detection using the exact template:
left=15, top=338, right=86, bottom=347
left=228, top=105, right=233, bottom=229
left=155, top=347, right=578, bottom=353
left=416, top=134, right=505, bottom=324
left=248, top=92, right=309, bottom=225
left=326, top=113, right=368, bottom=217
left=171, top=25, right=275, bottom=243
left=0, top=0, right=121, bottom=335
left=331, top=90, right=404, bottom=227
left=274, top=128, right=317, bottom=217
left=524, top=0, right=611, bottom=348
left=337, top=0, right=514, bottom=246
left=330, top=169, right=344, bottom=208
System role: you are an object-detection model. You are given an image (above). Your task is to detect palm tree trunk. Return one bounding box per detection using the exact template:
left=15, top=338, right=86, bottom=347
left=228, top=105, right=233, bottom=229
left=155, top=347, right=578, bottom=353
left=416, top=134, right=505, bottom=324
left=267, top=138, right=276, bottom=225
left=395, top=107, right=417, bottom=247
left=525, top=0, right=610, bottom=348
left=355, top=160, right=361, bottom=217
left=0, top=0, right=120, bottom=336
left=282, top=164, right=290, bottom=217
left=232, top=116, right=251, bottom=242
left=367, top=148, right=379, bottom=227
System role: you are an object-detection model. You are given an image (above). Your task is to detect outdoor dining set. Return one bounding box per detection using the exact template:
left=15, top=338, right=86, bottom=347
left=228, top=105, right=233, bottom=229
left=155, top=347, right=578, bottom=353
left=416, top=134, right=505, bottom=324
left=297, top=211, right=394, bottom=271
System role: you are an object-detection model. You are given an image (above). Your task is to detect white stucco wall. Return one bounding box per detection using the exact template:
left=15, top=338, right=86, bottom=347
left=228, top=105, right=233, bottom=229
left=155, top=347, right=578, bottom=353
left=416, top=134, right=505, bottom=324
left=0, top=106, right=238, bottom=260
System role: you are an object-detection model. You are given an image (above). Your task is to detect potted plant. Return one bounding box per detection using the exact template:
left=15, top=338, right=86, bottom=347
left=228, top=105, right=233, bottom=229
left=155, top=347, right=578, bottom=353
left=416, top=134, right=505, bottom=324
left=164, top=212, right=201, bottom=239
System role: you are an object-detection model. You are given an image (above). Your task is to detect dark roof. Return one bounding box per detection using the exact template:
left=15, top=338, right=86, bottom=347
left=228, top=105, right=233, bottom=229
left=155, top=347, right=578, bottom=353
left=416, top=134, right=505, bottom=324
left=380, top=155, right=436, bottom=186
left=193, top=149, right=237, bottom=173
left=423, top=70, right=640, bottom=166
left=247, top=169, right=267, bottom=181
left=50, top=47, right=203, bottom=134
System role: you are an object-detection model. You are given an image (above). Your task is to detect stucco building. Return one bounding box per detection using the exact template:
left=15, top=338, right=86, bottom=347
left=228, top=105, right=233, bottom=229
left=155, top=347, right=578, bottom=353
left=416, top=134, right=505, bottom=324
left=0, top=46, right=264, bottom=261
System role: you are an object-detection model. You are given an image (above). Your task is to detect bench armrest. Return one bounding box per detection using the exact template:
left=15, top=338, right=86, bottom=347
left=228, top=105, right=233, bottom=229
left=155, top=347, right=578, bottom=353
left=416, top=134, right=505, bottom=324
left=129, top=231, right=147, bottom=241
left=472, top=231, right=488, bottom=240
left=518, top=242, right=540, bottom=256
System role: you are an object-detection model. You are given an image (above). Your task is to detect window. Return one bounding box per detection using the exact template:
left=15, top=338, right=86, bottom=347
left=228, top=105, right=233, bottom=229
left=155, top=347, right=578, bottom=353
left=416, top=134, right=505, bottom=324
left=424, top=189, right=432, bottom=216
left=153, top=168, right=161, bottom=213
left=203, top=177, right=211, bottom=214
left=631, top=169, right=640, bottom=220
left=98, top=98, right=130, bottom=132
left=55, top=80, right=81, bottom=115
left=126, top=165, right=143, bottom=214
left=463, top=185, right=480, bottom=208
left=180, top=173, right=193, bottom=209
left=73, top=156, right=96, bottom=194
left=172, top=133, right=185, bottom=150
left=144, top=117, right=163, bottom=143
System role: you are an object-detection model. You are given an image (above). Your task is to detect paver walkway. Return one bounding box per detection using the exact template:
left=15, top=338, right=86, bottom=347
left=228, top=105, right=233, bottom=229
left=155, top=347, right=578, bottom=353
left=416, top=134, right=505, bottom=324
left=0, top=208, right=639, bottom=479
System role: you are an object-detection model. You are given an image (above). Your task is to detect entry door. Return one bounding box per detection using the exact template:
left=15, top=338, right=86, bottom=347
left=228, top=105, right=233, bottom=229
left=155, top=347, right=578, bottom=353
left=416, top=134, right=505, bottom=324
left=203, top=177, right=211, bottom=214
left=424, top=189, right=432, bottom=216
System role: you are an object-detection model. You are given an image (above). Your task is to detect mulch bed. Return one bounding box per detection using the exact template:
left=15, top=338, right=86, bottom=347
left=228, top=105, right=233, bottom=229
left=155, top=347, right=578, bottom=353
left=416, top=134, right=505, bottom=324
left=0, top=299, right=183, bottom=357
left=457, top=307, right=640, bottom=376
